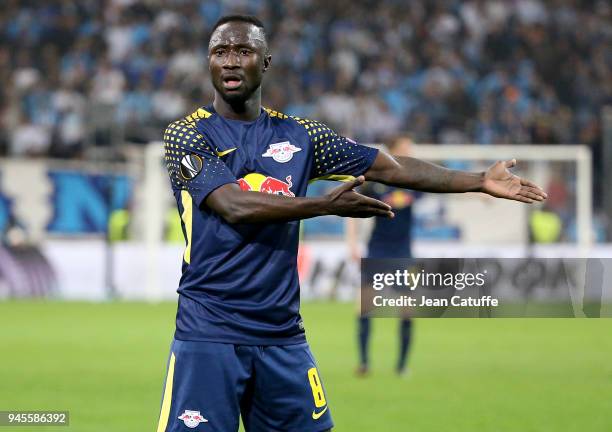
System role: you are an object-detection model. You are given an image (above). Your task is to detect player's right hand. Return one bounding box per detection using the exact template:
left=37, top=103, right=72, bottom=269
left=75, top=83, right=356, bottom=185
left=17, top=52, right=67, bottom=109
left=325, top=176, right=394, bottom=218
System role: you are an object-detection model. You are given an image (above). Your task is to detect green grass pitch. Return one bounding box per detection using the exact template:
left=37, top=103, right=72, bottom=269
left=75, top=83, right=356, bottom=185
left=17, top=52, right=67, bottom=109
left=0, top=301, right=611, bottom=431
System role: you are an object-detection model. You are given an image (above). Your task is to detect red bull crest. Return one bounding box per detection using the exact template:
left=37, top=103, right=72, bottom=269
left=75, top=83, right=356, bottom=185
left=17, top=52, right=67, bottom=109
left=178, top=410, right=208, bottom=429
left=238, top=173, right=295, bottom=197
left=262, top=141, right=301, bottom=163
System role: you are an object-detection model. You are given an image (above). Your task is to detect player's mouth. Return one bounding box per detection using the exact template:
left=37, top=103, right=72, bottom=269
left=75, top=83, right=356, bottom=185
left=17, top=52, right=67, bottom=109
left=222, top=75, right=243, bottom=90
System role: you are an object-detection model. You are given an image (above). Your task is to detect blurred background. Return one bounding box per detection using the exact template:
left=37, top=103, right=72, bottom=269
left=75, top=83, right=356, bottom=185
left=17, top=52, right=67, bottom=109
left=0, top=1, right=611, bottom=431
left=1, top=0, right=611, bottom=298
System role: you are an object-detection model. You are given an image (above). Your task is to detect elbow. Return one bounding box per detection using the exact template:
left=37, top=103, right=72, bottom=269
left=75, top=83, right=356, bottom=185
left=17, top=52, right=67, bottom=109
left=216, top=199, right=252, bottom=224
left=225, top=211, right=252, bottom=224
left=217, top=205, right=244, bottom=224
left=369, top=170, right=397, bottom=186
left=206, top=185, right=258, bottom=224
left=220, top=211, right=240, bottom=224
left=366, top=161, right=402, bottom=185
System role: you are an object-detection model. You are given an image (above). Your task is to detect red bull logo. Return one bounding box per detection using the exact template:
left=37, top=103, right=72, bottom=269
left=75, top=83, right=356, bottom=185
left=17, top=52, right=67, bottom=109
left=262, top=141, right=302, bottom=163
left=178, top=410, right=208, bottom=428
left=237, top=178, right=250, bottom=191
left=238, top=173, right=295, bottom=197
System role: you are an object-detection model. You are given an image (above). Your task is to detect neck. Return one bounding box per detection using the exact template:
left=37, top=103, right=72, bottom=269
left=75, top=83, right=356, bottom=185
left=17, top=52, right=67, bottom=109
left=213, top=89, right=262, bottom=121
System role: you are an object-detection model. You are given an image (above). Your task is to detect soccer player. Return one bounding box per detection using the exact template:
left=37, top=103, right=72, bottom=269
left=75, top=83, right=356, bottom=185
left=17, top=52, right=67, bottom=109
left=158, top=15, right=546, bottom=432
left=346, top=135, right=418, bottom=377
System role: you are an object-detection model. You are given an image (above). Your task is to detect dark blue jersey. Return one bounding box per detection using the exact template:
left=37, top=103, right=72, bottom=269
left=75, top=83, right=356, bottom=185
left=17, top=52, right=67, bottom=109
left=361, top=183, right=417, bottom=259
left=164, top=106, right=378, bottom=344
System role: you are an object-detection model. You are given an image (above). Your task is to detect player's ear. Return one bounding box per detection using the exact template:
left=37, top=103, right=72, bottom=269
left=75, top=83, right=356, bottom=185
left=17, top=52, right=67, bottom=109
left=263, top=54, right=271, bottom=73
left=207, top=52, right=213, bottom=71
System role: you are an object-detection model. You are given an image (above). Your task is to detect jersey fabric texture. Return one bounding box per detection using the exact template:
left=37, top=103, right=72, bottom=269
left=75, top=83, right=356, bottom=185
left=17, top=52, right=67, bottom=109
left=156, top=339, right=333, bottom=432
left=164, top=106, right=378, bottom=345
left=361, top=183, right=417, bottom=259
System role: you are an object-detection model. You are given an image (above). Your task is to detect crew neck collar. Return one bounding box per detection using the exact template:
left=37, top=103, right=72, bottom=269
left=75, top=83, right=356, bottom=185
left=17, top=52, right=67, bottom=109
left=206, top=104, right=267, bottom=124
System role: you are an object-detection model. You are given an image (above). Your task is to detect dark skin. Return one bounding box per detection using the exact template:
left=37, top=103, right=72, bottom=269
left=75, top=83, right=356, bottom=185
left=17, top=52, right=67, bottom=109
left=208, top=21, right=269, bottom=121
left=203, top=21, right=545, bottom=432
left=205, top=21, right=546, bottom=226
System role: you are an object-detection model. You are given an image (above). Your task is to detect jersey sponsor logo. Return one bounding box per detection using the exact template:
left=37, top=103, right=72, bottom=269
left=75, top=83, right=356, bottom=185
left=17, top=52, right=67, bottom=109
left=178, top=410, right=208, bottom=428
left=214, top=147, right=237, bottom=157
left=179, top=154, right=203, bottom=180
left=312, top=406, right=328, bottom=420
left=262, top=141, right=301, bottom=163
left=238, top=173, right=295, bottom=197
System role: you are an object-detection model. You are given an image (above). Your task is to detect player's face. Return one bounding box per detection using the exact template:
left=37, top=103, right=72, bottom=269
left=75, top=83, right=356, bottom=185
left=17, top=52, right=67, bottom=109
left=208, top=22, right=270, bottom=104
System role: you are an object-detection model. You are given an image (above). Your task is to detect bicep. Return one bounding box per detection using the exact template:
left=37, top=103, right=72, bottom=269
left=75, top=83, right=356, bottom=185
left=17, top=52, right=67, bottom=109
left=203, top=182, right=244, bottom=221
left=363, top=151, right=401, bottom=184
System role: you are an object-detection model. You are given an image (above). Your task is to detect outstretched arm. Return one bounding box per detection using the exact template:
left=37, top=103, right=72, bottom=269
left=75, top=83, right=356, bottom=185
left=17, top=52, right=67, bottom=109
left=206, top=176, right=394, bottom=224
left=364, top=152, right=547, bottom=203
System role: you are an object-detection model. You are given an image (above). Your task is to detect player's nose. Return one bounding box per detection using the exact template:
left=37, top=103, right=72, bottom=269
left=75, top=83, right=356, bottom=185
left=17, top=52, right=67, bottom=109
left=223, top=51, right=241, bottom=68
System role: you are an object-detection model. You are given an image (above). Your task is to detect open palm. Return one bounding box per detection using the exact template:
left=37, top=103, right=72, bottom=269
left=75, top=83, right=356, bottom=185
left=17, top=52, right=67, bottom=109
left=482, top=159, right=547, bottom=203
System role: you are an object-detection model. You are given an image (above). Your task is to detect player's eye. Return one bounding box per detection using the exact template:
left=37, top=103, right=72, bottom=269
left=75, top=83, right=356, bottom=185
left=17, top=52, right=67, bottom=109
left=240, top=49, right=251, bottom=56
left=215, top=49, right=226, bottom=57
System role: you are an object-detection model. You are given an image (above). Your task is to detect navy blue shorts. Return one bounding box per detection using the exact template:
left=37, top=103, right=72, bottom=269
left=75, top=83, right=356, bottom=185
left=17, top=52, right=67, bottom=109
left=156, top=339, right=333, bottom=432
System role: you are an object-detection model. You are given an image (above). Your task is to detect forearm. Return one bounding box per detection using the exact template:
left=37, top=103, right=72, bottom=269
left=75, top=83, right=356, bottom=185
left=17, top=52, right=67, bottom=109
left=208, top=189, right=330, bottom=224
left=367, top=154, right=485, bottom=193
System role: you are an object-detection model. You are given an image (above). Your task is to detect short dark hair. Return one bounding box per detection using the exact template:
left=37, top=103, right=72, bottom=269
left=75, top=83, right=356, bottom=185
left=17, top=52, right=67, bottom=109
left=211, top=14, right=266, bottom=35
left=210, top=14, right=268, bottom=52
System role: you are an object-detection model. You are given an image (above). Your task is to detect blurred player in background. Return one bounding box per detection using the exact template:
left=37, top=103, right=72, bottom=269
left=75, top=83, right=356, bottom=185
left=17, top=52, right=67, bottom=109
left=158, top=14, right=546, bottom=432
left=347, top=136, right=418, bottom=376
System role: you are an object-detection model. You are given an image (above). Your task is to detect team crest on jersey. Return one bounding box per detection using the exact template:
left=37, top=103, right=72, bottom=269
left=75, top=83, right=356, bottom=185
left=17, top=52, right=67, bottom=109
left=262, top=141, right=301, bottom=163
left=178, top=410, right=208, bottom=428
left=179, top=154, right=203, bottom=180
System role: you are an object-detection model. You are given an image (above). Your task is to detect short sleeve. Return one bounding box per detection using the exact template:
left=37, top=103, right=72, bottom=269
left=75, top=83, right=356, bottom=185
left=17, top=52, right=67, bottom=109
left=164, top=120, right=237, bottom=206
left=305, top=120, right=379, bottom=181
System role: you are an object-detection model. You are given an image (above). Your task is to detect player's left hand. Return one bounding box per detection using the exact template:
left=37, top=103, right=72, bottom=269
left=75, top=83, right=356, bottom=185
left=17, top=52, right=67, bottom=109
left=482, top=159, right=547, bottom=203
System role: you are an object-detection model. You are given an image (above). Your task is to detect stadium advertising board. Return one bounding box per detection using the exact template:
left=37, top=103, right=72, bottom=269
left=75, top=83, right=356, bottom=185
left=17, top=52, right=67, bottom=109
left=0, top=160, right=132, bottom=237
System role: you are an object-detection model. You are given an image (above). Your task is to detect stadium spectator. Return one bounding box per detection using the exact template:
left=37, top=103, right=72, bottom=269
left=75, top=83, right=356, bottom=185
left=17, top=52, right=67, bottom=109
left=0, top=0, right=608, bottom=185
left=10, top=114, right=51, bottom=157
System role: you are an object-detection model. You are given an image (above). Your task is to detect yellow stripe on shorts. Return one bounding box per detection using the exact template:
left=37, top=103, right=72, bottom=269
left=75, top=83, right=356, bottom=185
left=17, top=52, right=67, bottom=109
left=156, top=352, right=176, bottom=432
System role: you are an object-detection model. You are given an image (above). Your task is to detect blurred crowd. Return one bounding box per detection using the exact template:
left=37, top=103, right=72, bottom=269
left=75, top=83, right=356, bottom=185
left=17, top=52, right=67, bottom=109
left=0, top=0, right=610, bottom=160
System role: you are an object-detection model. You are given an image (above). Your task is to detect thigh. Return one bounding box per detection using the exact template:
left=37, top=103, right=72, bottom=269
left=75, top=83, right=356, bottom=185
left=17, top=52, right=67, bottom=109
left=243, top=343, right=334, bottom=432
left=155, top=339, right=251, bottom=432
